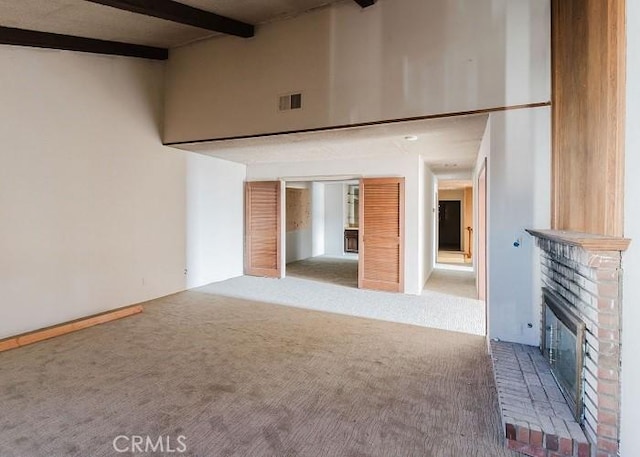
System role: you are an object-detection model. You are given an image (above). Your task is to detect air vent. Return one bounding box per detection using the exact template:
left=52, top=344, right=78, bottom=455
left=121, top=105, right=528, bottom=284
left=279, top=92, right=302, bottom=111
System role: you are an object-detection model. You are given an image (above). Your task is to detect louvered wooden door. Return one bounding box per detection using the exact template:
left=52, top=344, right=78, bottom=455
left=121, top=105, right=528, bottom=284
left=358, top=178, right=405, bottom=292
left=245, top=181, right=281, bottom=278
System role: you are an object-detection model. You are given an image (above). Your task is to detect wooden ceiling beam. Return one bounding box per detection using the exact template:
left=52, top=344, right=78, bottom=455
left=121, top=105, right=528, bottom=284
left=353, top=0, right=376, bottom=8
left=85, top=0, right=255, bottom=38
left=0, top=26, right=168, bottom=60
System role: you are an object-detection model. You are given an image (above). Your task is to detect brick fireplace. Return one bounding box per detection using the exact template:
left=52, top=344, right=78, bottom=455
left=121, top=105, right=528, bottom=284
left=527, top=230, right=630, bottom=457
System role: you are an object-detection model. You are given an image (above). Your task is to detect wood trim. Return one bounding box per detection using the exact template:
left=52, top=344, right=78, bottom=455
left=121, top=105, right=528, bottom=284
left=0, top=26, right=168, bottom=60
left=550, top=0, right=626, bottom=236
left=526, top=229, right=630, bottom=252
left=550, top=1, right=560, bottom=231
left=164, top=102, right=551, bottom=147
left=85, top=0, right=254, bottom=38
left=609, top=0, right=626, bottom=237
left=0, top=304, right=143, bottom=353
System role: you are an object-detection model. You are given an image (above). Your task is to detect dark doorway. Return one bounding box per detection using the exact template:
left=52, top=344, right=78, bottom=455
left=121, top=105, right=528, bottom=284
left=438, top=200, right=461, bottom=250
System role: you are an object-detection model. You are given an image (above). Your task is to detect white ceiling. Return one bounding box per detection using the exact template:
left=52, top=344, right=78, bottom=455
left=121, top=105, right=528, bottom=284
left=0, top=0, right=341, bottom=48
left=173, top=114, right=489, bottom=169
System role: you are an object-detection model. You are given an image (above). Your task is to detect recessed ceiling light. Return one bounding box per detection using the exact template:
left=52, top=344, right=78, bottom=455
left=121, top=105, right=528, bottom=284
left=404, top=135, right=418, bottom=141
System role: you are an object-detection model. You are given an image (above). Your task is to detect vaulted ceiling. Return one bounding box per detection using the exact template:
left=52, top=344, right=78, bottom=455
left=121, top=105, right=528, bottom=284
left=0, top=0, right=374, bottom=59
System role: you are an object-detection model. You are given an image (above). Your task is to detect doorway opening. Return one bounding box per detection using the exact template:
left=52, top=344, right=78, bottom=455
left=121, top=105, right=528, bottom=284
left=436, top=180, right=473, bottom=268
left=283, top=180, right=359, bottom=288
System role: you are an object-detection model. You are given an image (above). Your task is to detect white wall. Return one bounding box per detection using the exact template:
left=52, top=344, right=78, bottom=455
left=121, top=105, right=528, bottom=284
left=0, top=46, right=245, bottom=339
left=185, top=154, right=246, bottom=287
left=620, top=1, right=640, bottom=453
left=311, top=182, right=326, bottom=257
left=486, top=106, right=551, bottom=345
left=324, top=183, right=345, bottom=257
left=247, top=155, right=423, bottom=294
left=164, top=0, right=550, bottom=142
left=420, top=163, right=436, bottom=287
left=474, top=118, right=491, bottom=277
left=285, top=183, right=313, bottom=263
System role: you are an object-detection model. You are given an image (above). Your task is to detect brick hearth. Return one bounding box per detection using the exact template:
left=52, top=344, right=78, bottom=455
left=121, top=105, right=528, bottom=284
left=491, top=341, right=590, bottom=457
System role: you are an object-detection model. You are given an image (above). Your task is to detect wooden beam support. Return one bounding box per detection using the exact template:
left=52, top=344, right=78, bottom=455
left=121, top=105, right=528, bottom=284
left=85, top=0, right=254, bottom=38
left=0, top=304, right=143, bottom=353
left=353, top=0, right=377, bottom=8
left=0, top=26, right=168, bottom=60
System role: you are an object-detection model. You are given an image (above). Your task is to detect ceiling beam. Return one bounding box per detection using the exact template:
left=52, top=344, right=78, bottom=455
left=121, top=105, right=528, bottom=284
left=85, top=0, right=254, bottom=38
left=0, top=26, right=168, bottom=60
left=353, top=0, right=376, bottom=7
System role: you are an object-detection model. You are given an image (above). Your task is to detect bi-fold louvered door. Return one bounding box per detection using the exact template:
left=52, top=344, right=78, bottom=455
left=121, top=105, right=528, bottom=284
left=245, top=181, right=281, bottom=278
left=358, top=178, right=405, bottom=292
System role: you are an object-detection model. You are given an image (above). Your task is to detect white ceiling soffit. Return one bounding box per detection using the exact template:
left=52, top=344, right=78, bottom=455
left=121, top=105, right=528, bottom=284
left=0, top=0, right=341, bottom=48
left=172, top=114, right=489, bottom=167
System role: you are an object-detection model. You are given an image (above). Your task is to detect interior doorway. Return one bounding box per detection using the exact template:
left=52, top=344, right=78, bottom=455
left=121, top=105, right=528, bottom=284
left=244, top=177, right=405, bottom=293
left=436, top=181, right=473, bottom=267
left=438, top=201, right=461, bottom=250
left=283, top=179, right=359, bottom=289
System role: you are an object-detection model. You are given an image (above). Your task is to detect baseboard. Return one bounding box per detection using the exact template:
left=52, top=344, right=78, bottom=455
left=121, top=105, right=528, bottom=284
left=0, top=304, right=143, bottom=353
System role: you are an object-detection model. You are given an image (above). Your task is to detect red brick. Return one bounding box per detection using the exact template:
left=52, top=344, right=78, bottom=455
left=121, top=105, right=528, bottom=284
left=506, top=423, right=517, bottom=440
left=598, top=381, right=618, bottom=396
left=597, top=282, right=619, bottom=299
left=596, top=269, right=618, bottom=281
left=597, top=298, right=618, bottom=311
left=597, top=366, right=619, bottom=382
left=577, top=442, right=590, bottom=457
left=559, top=437, right=573, bottom=456
left=517, top=425, right=531, bottom=444
left=597, top=436, right=619, bottom=453
left=597, top=340, right=620, bottom=354
left=507, top=439, right=548, bottom=457
left=596, top=423, right=617, bottom=439
left=598, top=328, right=620, bottom=342
left=531, top=429, right=544, bottom=446
left=545, top=434, right=559, bottom=451
left=597, top=410, right=618, bottom=426
left=597, top=394, right=618, bottom=411
left=597, top=313, right=619, bottom=328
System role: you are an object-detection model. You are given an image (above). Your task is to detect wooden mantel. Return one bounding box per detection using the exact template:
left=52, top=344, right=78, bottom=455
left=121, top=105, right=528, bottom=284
left=526, top=229, right=631, bottom=252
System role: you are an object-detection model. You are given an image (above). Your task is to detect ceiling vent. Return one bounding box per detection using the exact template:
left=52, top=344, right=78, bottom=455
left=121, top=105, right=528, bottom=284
left=279, top=92, right=302, bottom=111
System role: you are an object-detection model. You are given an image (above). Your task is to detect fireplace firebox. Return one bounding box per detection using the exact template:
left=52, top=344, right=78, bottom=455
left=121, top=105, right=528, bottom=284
left=541, top=287, right=586, bottom=422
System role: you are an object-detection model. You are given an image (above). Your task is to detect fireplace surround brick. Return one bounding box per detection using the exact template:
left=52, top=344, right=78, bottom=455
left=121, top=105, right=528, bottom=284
left=525, top=230, right=629, bottom=457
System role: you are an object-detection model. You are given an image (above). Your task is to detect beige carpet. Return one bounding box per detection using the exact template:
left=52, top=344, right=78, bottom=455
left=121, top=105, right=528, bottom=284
left=424, top=269, right=478, bottom=300
left=286, top=256, right=358, bottom=288
left=0, top=292, right=514, bottom=457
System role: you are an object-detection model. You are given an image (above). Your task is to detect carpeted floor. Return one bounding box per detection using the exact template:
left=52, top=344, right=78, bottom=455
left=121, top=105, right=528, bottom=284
left=204, top=269, right=484, bottom=336
left=424, top=269, right=478, bottom=300
left=286, top=256, right=358, bottom=288
left=0, top=292, right=513, bottom=457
